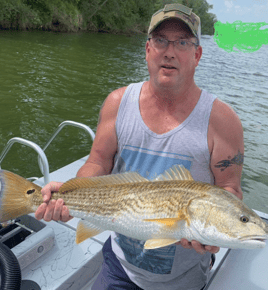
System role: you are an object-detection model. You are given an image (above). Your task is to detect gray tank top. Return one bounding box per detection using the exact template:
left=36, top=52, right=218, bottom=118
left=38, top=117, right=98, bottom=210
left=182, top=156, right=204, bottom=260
left=111, top=81, right=217, bottom=290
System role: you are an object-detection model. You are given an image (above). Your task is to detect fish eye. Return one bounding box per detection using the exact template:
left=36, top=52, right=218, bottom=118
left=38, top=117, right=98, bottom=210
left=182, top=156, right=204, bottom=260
left=27, top=189, right=35, bottom=195
left=240, top=215, right=249, bottom=223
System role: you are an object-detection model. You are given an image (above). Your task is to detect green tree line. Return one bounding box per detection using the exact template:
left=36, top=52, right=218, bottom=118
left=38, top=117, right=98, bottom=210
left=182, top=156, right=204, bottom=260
left=0, top=0, right=217, bottom=35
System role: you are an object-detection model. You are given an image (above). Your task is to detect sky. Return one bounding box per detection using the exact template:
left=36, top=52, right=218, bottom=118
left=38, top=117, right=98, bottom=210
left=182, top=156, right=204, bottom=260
left=207, top=0, right=268, bottom=23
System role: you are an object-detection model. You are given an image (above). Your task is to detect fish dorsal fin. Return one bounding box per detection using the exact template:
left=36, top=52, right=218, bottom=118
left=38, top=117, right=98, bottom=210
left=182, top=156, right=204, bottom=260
left=59, top=172, right=148, bottom=193
left=153, top=165, right=194, bottom=182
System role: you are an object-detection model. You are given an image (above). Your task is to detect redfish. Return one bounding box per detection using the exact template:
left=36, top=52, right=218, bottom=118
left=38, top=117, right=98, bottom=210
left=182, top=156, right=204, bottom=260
left=0, top=165, right=267, bottom=249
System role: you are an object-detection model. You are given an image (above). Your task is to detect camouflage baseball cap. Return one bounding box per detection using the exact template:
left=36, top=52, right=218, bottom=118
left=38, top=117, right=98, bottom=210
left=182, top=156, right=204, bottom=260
left=148, top=4, right=201, bottom=44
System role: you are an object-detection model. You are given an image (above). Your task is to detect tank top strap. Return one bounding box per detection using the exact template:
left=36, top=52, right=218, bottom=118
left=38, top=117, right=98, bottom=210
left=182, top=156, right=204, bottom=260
left=115, top=81, right=145, bottom=141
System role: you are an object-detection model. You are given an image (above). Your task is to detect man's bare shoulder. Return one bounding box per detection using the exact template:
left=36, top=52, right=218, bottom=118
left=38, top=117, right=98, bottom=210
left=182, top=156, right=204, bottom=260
left=105, top=86, right=128, bottom=107
left=208, top=98, right=244, bottom=157
left=210, top=98, right=242, bottom=131
left=99, top=86, right=128, bottom=119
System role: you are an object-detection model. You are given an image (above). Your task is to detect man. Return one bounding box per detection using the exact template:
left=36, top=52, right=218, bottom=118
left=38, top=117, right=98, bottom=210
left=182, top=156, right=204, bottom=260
left=35, top=4, right=244, bottom=290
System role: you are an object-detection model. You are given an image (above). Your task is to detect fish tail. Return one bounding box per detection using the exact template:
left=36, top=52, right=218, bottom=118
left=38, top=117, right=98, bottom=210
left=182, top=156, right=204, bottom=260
left=0, top=170, right=42, bottom=222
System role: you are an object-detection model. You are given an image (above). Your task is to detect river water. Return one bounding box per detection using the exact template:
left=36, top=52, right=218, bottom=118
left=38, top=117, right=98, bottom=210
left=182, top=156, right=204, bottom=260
left=0, top=31, right=267, bottom=214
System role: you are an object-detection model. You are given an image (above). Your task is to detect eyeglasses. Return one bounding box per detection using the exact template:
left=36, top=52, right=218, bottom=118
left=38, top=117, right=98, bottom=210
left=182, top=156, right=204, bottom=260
left=148, top=37, right=198, bottom=51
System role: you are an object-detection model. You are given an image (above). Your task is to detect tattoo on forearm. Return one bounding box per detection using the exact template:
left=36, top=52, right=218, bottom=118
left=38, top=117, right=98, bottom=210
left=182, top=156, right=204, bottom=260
left=214, top=150, right=244, bottom=171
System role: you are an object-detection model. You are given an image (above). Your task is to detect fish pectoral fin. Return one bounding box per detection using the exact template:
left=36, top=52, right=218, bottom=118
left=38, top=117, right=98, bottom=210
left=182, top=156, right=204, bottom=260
left=144, top=239, right=180, bottom=249
left=143, top=217, right=184, bottom=227
left=76, top=220, right=103, bottom=244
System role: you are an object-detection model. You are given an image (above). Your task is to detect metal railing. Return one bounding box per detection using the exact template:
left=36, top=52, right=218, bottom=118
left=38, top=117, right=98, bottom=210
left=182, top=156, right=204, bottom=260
left=42, top=120, right=95, bottom=152
left=0, top=138, right=50, bottom=184
left=0, top=121, right=95, bottom=185
left=37, top=120, right=95, bottom=175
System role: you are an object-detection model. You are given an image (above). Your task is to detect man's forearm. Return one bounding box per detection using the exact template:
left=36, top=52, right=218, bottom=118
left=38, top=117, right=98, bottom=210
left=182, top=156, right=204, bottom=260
left=223, top=186, right=243, bottom=200
left=76, top=161, right=111, bottom=178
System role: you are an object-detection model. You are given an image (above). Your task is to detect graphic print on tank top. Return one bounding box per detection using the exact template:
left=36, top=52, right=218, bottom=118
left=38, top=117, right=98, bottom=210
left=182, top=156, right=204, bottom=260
left=114, top=145, right=194, bottom=274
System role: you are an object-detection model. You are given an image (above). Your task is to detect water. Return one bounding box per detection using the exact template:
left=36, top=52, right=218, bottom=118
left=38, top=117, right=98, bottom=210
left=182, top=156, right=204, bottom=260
left=0, top=31, right=267, bottom=213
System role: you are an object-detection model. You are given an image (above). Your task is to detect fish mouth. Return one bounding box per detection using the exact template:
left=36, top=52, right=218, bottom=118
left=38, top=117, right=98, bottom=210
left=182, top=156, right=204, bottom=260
left=238, top=235, right=267, bottom=243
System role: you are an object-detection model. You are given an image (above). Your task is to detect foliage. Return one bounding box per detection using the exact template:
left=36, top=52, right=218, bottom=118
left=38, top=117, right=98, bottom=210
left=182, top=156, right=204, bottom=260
left=24, top=0, right=82, bottom=32
left=0, top=0, right=41, bottom=30
left=0, top=0, right=82, bottom=31
left=0, top=0, right=217, bottom=35
left=79, top=0, right=155, bottom=34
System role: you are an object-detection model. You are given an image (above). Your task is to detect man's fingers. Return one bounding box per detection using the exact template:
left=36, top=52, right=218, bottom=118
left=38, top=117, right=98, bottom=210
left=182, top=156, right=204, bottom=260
left=35, top=181, right=72, bottom=223
left=35, top=199, right=72, bottom=222
left=43, top=200, right=56, bottom=222
left=180, top=238, right=193, bottom=249
left=178, top=239, right=220, bottom=255
left=52, top=199, right=64, bottom=221
left=51, top=199, right=72, bottom=222
left=191, top=240, right=206, bottom=254
left=41, top=187, right=51, bottom=203
left=205, top=245, right=220, bottom=254
left=61, top=206, right=72, bottom=222
left=35, top=203, right=47, bottom=220
left=41, top=182, right=64, bottom=202
left=41, top=184, right=53, bottom=203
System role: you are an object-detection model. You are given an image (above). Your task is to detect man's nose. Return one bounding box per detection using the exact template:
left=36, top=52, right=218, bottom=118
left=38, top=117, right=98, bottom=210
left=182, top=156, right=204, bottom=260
left=164, top=41, right=176, bottom=58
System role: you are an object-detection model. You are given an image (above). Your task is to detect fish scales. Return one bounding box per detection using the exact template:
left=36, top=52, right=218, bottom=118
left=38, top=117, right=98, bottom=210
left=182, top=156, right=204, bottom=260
left=31, top=181, right=210, bottom=220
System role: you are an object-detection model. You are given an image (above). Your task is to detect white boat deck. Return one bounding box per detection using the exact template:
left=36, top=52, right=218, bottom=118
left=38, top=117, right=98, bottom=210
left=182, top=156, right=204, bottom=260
left=14, top=156, right=268, bottom=290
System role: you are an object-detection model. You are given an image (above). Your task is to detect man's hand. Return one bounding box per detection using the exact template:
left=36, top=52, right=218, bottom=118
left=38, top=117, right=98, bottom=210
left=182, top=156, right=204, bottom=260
left=176, top=239, right=220, bottom=254
left=35, top=182, right=72, bottom=222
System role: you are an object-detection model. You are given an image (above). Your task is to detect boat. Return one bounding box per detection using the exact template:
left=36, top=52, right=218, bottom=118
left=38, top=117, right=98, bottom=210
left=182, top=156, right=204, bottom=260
left=0, top=120, right=267, bottom=290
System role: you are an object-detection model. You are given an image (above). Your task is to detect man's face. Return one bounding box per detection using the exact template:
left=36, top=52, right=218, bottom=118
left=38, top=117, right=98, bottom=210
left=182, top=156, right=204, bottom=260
left=146, top=19, right=202, bottom=91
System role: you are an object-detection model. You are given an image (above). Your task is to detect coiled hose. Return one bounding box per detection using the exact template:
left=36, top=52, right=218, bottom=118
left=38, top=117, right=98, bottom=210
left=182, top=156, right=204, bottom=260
left=0, top=242, right=21, bottom=290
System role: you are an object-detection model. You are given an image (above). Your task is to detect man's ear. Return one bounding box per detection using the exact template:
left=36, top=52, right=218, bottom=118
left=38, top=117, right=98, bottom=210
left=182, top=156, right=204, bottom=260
left=145, top=40, right=150, bottom=62
left=195, top=45, right=202, bottom=67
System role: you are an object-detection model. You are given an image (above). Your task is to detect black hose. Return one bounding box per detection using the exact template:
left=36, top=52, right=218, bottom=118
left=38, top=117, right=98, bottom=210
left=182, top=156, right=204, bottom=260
left=0, top=242, right=21, bottom=290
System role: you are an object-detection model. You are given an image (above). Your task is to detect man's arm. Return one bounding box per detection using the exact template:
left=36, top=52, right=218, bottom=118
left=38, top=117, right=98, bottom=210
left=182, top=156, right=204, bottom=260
left=35, top=87, right=126, bottom=221
left=208, top=98, right=244, bottom=200
left=77, top=86, right=127, bottom=177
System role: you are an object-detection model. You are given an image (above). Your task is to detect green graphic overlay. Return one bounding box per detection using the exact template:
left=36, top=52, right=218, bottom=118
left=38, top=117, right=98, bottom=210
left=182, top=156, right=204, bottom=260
left=214, top=21, right=268, bottom=52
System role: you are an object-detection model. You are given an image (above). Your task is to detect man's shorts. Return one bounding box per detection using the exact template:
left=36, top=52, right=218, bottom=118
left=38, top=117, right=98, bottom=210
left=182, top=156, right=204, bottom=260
left=92, top=236, right=143, bottom=290
left=92, top=236, right=207, bottom=290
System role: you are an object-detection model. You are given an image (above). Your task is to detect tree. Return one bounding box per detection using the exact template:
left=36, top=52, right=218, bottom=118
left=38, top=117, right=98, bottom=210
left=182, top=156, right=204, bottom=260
left=0, top=0, right=216, bottom=35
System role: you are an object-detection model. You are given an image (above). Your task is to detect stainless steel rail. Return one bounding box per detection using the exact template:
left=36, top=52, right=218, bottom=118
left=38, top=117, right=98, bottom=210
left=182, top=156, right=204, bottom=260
left=0, top=137, right=50, bottom=184
left=38, top=120, right=95, bottom=175
left=41, top=120, right=95, bottom=152
left=0, top=121, right=95, bottom=185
